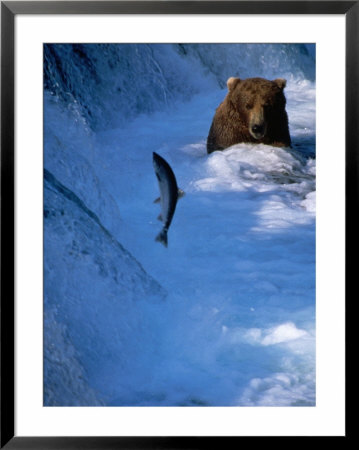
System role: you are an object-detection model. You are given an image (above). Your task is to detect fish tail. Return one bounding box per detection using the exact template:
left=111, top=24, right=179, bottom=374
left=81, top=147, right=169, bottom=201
left=155, top=228, right=168, bottom=247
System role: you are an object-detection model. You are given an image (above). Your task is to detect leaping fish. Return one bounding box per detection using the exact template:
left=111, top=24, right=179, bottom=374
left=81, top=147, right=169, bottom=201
left=153, top=152, right=184, bottom=247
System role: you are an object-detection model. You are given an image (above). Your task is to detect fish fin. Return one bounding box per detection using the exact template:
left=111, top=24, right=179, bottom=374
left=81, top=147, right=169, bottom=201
left=178, top=189, right=185, bottom=199
left=153, top=197, right=161, bottom=204
left=155, top=229, right=168, bottom=247
left=157, top=214, right=163, bottom=222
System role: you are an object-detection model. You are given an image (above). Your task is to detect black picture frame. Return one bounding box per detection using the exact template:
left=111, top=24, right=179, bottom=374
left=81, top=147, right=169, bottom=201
left=1, top=1, right=355, bottom=448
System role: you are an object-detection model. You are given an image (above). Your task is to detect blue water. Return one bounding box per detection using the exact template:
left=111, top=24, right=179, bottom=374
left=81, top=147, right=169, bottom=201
left=44, top=44, right=315, bottom=407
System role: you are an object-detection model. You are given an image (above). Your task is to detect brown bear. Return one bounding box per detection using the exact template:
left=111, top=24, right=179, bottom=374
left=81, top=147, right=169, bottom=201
left=207, top=76, right=291, bottom=153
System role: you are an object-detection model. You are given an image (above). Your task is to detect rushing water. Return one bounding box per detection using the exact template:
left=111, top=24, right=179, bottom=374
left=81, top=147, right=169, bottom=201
left=44, top=44, right=315, bottom=406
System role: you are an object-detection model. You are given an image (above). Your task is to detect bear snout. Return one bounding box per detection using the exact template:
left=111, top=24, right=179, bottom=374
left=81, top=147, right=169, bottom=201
left=248, top=106, right=267, bottom=140
left=250, top=122, right=267, bottom=139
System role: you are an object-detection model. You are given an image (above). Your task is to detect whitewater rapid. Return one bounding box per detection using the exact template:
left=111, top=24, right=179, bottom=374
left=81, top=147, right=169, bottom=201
left=44, top=44, right=316, bottom=407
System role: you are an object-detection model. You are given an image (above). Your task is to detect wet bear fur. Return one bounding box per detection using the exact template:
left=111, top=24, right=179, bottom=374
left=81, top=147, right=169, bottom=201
left=207, top=76, right=291, bottom=153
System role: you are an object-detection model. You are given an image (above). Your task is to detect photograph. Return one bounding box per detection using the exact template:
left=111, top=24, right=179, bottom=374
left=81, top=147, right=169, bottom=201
left=43, top=43, right=316, bottom=407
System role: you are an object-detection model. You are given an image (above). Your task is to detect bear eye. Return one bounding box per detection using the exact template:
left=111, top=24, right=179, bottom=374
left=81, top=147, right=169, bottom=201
left=245, top=103, right=253, bottom=110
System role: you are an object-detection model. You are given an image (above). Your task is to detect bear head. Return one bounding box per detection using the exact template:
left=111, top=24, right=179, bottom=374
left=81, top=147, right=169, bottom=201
left=226, top=76, right=287, bottom=141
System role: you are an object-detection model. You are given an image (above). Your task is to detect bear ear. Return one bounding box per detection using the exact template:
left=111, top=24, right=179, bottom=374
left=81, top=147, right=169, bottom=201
left=273, top=78, right=287, bottom=90
left=227, top=77, right=241, bottom=91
